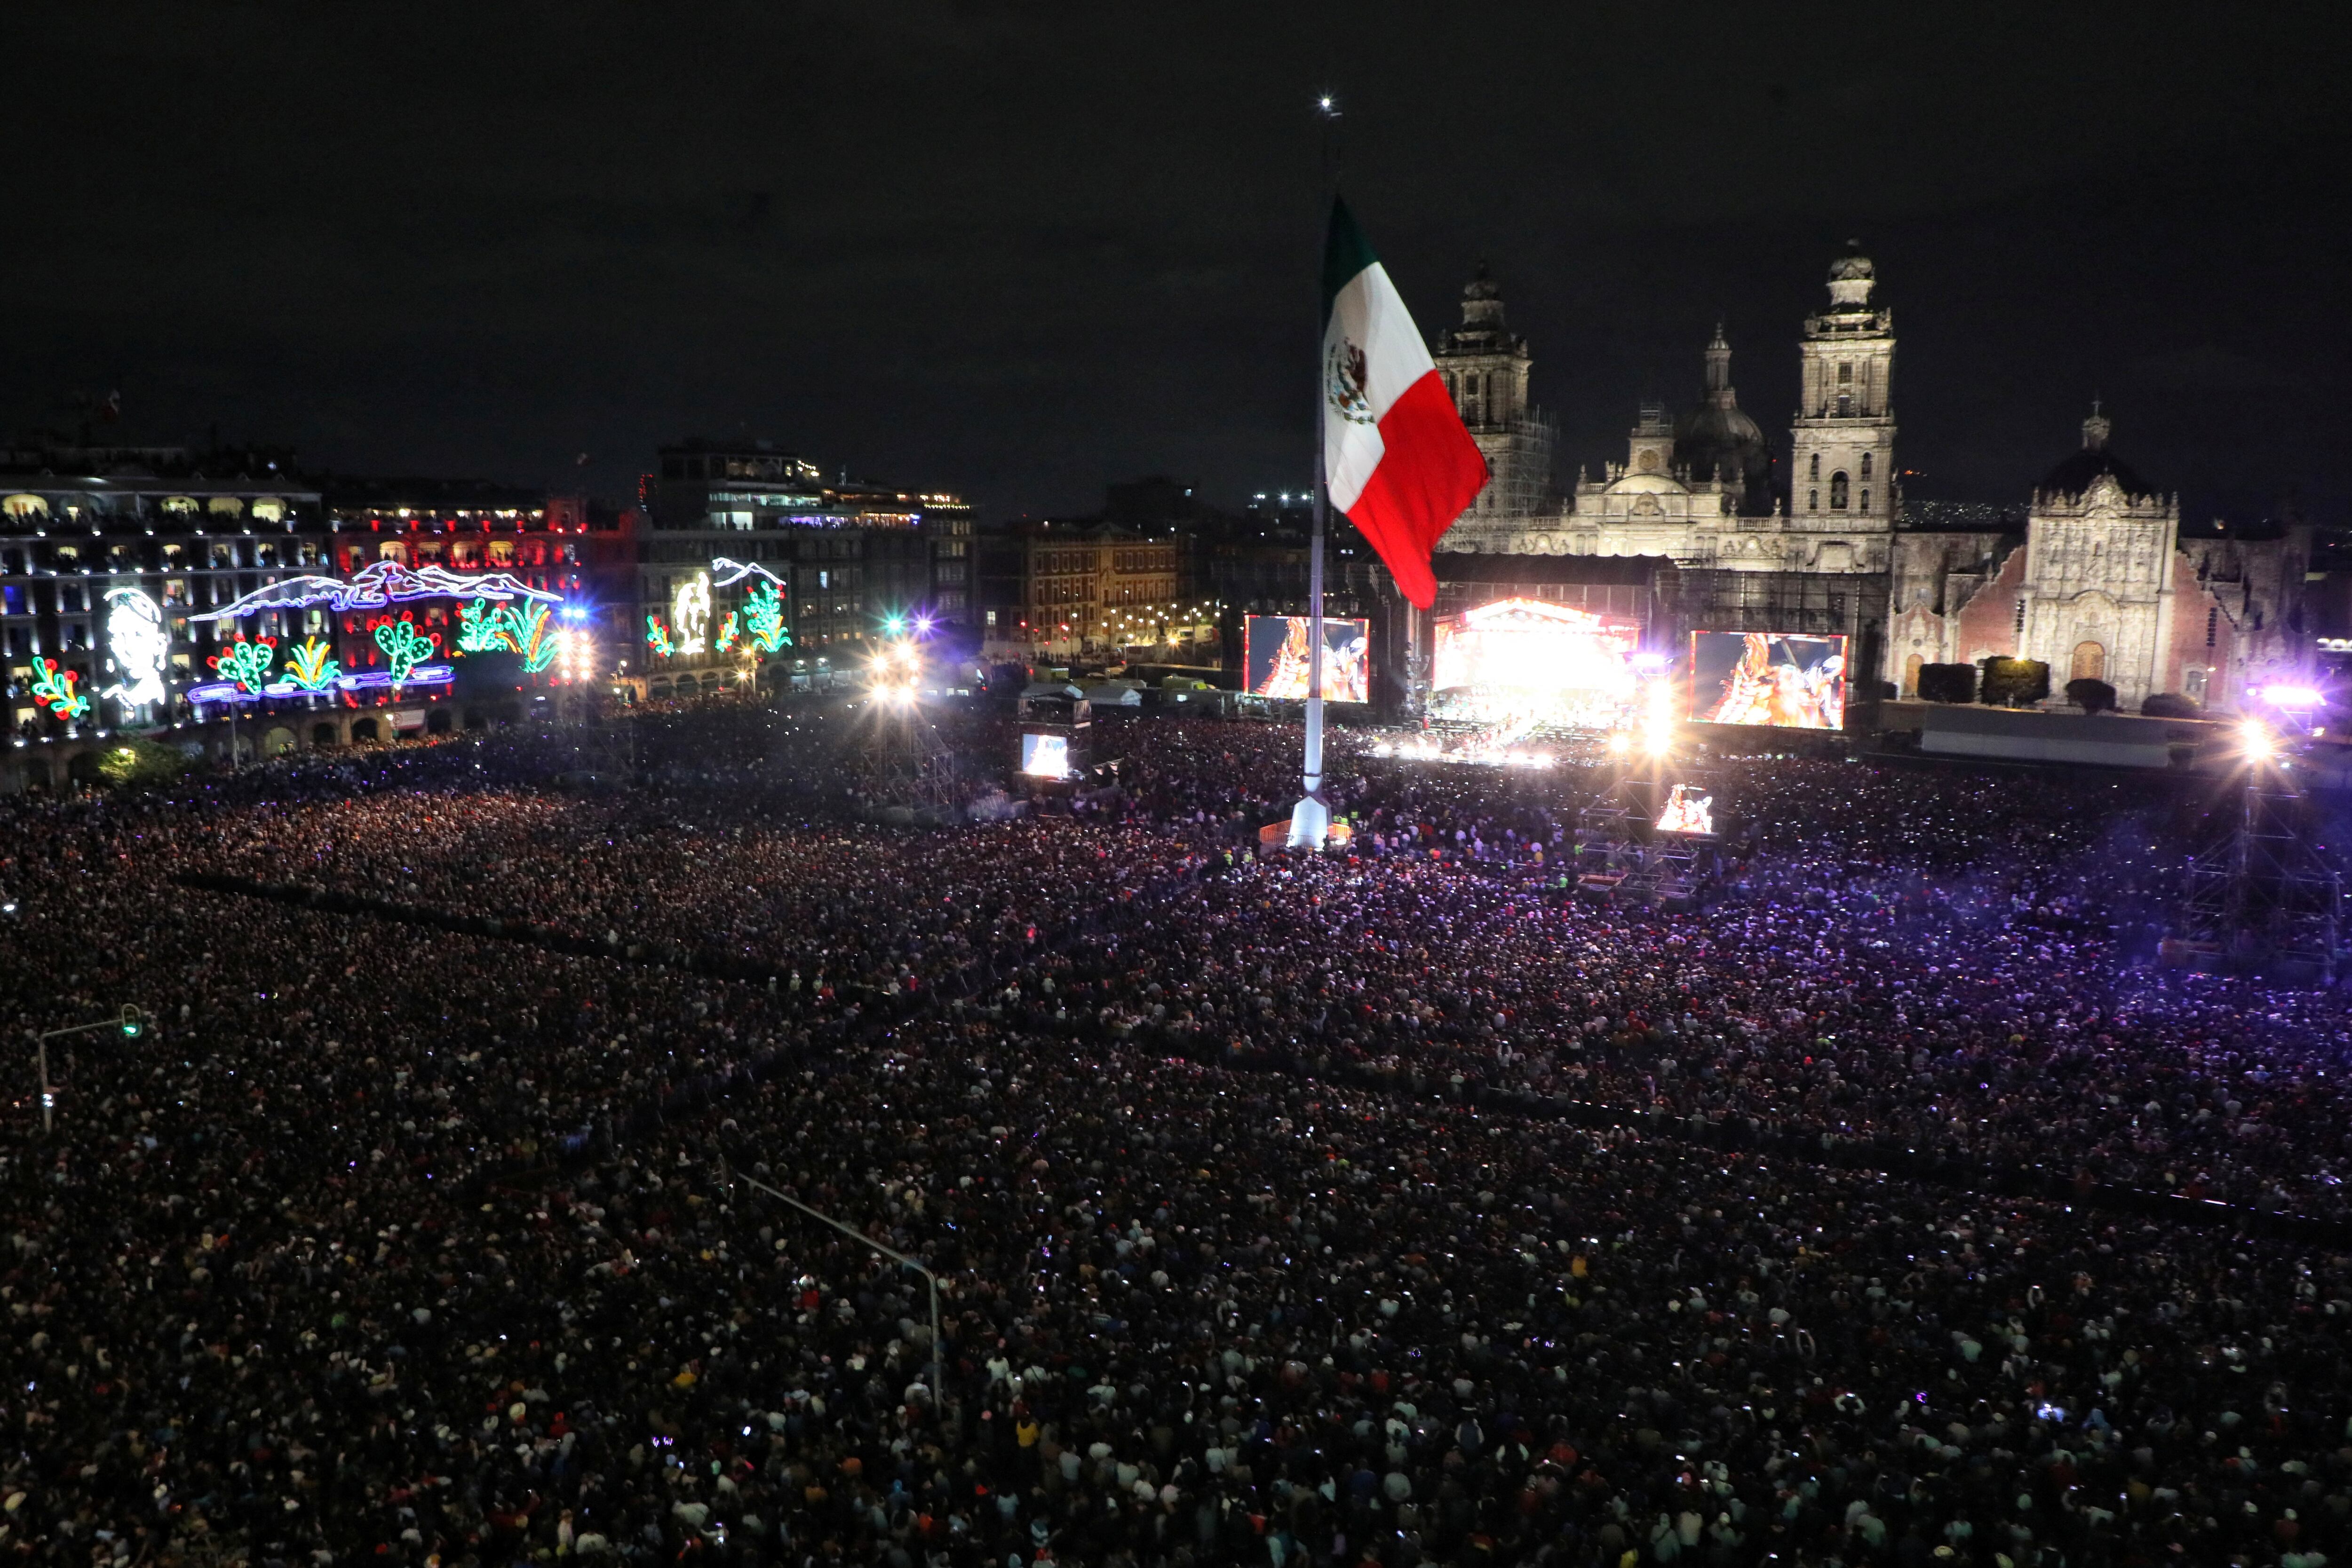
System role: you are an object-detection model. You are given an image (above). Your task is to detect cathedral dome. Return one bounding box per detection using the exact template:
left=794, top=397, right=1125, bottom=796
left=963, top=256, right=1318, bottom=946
left=1827, top=253, right=1875, bottom=283
left=2040, top=406, right=2157, bottom=499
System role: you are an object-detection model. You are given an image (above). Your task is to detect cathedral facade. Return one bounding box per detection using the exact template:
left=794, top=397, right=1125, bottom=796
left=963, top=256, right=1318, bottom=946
left=1429, top=253, right=2311, bottom=712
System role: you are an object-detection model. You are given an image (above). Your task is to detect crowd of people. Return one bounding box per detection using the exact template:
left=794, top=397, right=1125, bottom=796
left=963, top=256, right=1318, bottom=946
left=5, top=704, right=2350, bottom=1568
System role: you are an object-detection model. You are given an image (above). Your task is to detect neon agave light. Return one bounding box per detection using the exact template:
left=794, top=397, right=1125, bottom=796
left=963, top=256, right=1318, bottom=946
left=645, top=614, right=675, bottom=659
left=209, top=636, right=278, bottom=694
left=374, top=619, right=439, bottom=686
left=458, top=596, right=557, bottom=671
left=30, top=658, right=89, bottom=720
left=743, top=581, right=790, bottom=653
left=714, top=611, right=741, bottom=656
left=284, top=638, right=342, bottom=691
left=191, top=560, right=562, bottom=623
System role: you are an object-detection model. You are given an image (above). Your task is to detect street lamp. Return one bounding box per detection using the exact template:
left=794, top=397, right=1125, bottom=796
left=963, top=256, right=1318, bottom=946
left=29, top=1005, right=151, bottom=1133
left=729, top=1168, right=947, bottom=1418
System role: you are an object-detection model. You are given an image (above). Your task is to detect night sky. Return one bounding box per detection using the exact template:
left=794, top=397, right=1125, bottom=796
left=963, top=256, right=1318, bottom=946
left=9, top=3, right=2345, bottom=525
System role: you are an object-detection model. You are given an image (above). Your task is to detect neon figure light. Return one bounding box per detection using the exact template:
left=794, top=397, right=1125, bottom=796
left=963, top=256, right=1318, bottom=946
left=374, top=619, right=439, bottom=687
left=189, top=559, right=563, bottom=623
left=210, top=637, right=278, bottom=694
left=101, top=586, right=169, bottom=708
left=671, top=572, right=711, bottom=656
left=284, top=638, right=342, bottom=692
left=30, top=658, right=89, bottom=720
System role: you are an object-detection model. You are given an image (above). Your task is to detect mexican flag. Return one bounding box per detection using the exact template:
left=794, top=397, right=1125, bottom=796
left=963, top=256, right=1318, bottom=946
left=1321, top=197, right=1488, bottom=609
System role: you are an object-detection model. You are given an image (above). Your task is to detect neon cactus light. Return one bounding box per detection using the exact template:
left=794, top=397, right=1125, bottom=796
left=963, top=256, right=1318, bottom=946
left=209, top=636, right=278, bottom=694
left=374, top=618, right=439, bottom=686
left=284, top=638, right=342, bottom=692
left=645, top=614, right=675, bottom=659
left=456, top=598, right=508, bottom=653
left=30, top=658, right=89, bottom=720
left=743, top=581, right=790, bottom=653
left=714, top=611, right=741, bottom=656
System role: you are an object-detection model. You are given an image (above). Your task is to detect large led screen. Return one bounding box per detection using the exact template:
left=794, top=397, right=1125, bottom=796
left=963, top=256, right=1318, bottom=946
left=1019, top=732, right=1070, bottom=777
left=1688, top=631, right=1847, bottom=729
left=1245, top=616, right=1371, bottom=703
left=1429, top=598, right=1643, bottom=730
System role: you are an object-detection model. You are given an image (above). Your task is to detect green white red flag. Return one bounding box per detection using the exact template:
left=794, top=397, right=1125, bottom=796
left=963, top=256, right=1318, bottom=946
left=1321, top=197, right=1488, bottom=609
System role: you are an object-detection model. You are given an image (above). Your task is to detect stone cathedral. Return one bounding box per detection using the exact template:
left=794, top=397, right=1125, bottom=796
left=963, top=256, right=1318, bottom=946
left=1430, top=252, right=2311, bottom=712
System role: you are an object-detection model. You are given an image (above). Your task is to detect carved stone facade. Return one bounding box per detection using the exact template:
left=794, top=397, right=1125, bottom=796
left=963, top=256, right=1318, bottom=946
left=1885, top=412, right=2311, bottom=709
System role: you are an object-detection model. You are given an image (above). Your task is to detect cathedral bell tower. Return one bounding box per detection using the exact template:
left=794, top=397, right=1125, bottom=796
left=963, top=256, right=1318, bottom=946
left=1790, top=249, right=1897, bottom=534
left=1431, top=264, right=1555, bottom=537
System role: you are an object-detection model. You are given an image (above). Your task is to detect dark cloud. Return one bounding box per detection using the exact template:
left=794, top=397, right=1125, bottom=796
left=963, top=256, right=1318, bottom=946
left=5, top=1, right=2344, bottom=522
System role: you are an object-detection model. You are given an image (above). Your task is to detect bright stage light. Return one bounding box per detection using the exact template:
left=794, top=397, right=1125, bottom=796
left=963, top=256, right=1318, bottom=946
left=2260, top=684, right=2326, bottom=709
left=2240, top=719, right=2277, bottom=761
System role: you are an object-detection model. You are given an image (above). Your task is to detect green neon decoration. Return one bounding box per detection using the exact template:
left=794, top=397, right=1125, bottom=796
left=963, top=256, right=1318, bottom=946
left=510, top=600, right=556, bottom=673
left=714, top=611, right=741, bottom=656
left=744, top=581, right=790, bottom=653
left=645, top=614, right=675, bottom=659
left=284, top=637, right=342, bottom=691
left=30, top=658, right=89, bottom=720
left=374, top=618, right=438, bottom=686
left=209, top=636, right=278, bottom=695
left=456, top=598, right=506, bottom=653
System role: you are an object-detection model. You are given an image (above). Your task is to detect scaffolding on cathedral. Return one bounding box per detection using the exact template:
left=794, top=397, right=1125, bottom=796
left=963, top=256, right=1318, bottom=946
left=2171, top=751, right=2343, bottom=984
left=1481, top=412, right=1559, bottom=519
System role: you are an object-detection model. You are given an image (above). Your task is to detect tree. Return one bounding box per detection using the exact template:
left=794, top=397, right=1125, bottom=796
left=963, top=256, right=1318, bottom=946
left=1916, top=663, right=1977, bottom=704
left=95, top=737, right=190, bottom=789
left=2142, top=691, right=2203, bottom=720
left=1979, top=657, right=2050, bottom=707
left=2065, top=678, right=2117, bottom=714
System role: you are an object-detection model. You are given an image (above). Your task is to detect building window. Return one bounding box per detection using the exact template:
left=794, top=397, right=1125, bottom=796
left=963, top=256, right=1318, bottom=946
left=1807, top=489, right=1818, bottom=512
left=2185, top=666, right=2209, bottom=703
left=1809, top=454, right=1820, bottom=481
left=1829, top=472, right=1850, bottom=509
left=1860, top=453, right=1872, bottom=479
left=1838, top=363, right=1853, bottom=384
left=1859, top=489, right=1869, bottom=512
left=1836, top=394, right=1852, bottom=417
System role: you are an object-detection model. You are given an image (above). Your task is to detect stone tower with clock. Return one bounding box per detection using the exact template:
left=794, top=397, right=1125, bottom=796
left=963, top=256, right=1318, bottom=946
left=1790, top=251, right=1897, bottom=538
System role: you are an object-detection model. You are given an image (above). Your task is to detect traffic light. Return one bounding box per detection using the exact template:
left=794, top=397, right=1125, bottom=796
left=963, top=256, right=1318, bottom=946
left=119, top=1006, right=144, bottom=1039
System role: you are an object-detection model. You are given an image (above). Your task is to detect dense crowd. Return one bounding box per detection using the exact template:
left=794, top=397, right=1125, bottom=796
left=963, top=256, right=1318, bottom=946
left=5, top=705, right=2351, bottom=1568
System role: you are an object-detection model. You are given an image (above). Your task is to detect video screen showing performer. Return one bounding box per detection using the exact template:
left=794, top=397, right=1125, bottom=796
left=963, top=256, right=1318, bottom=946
left=1688, top=631, right=1846, bottom=729
left=1019, top=733, right=1069, bottom=777
left=1245, top=616, right=1371, bottom=703
left=1654, top=784, right=1716, bottom=836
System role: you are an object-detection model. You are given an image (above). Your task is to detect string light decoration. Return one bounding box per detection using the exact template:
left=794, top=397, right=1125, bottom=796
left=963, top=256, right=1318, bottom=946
left=373, top=618, right=439, bottom=687
left=283, top=638, right=342, bottom=692
left=209, top=636, right=278, bottom=695
left=29, top=658, right=89, bottom=720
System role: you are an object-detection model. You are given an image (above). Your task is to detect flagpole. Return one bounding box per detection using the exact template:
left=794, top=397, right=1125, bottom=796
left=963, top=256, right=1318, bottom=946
left=1289, top=93, right=1342, bottom=853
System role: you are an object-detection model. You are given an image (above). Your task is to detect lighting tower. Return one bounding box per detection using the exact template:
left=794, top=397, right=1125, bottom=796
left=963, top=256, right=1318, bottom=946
left=2176, top=719, right=2343, bottom=982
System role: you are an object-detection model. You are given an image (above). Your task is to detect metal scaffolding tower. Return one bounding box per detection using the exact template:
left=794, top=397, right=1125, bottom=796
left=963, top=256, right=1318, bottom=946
left=2177, top=758, right=2343, bottom=983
